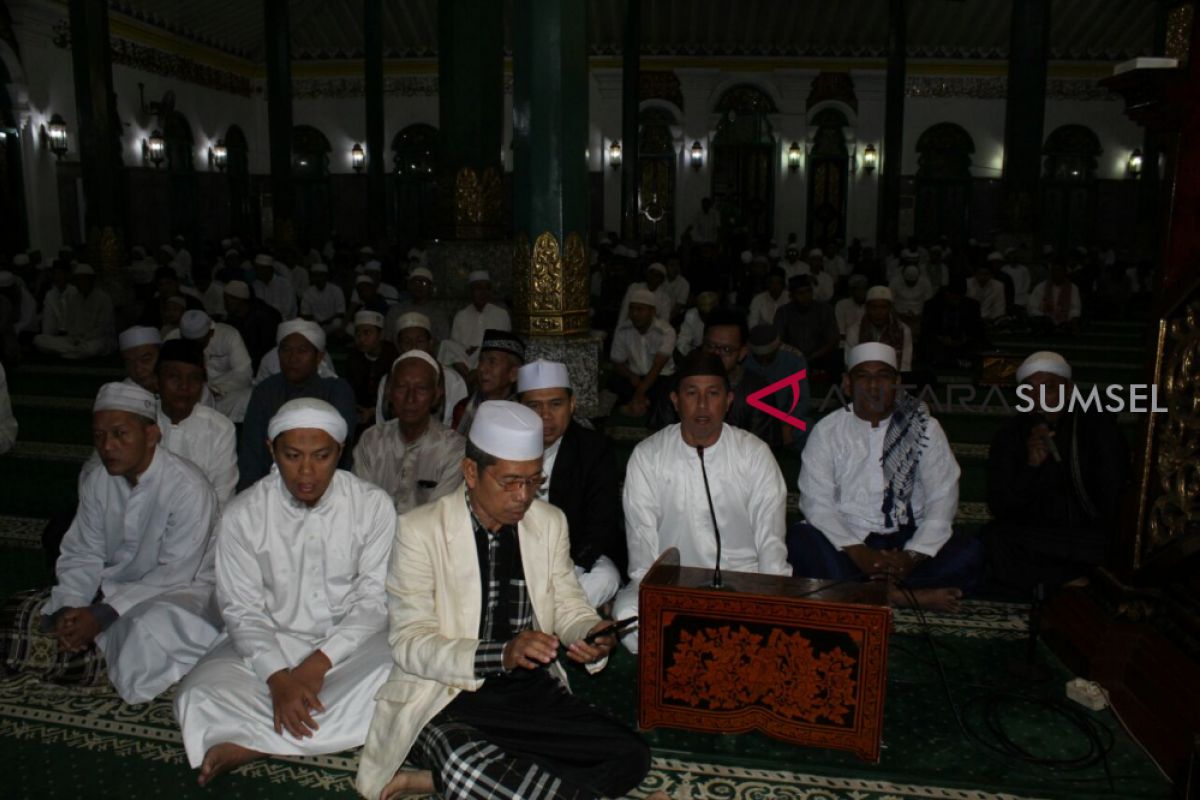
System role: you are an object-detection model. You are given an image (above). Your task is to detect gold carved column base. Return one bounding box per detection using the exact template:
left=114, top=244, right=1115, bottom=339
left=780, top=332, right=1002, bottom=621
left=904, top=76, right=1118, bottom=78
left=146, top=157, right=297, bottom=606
left=448, top=166, right=504, bottom=240
left=512, top=231, right=590, bottom=337
left=87, top=225, right=122, bottom=276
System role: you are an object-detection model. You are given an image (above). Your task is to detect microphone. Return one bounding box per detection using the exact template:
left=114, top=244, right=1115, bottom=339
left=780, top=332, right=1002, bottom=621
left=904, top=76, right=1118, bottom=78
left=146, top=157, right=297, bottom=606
left=696, top=445, right=724, bottom=589
left=1032, top=414, right=1061, bottom=463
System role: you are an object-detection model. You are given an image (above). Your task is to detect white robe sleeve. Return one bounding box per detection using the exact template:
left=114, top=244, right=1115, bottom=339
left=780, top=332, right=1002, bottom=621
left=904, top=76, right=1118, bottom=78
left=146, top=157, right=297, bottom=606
left=1026, top=282, right=1045, bottom=316
left=907, top=419, right=960, bottom=557
left=46, top=476, right=109, bottom=613
left=621, top=446, right=662, bottom=585
left=210, top=417, right=239, bottom=507
left=210, top=331, right=253, bottom=398
left=745, top=439, right=791, bottom=575
left=797, top=419, right=865, bottom=550
left=215, top=513, right=291, bottom=682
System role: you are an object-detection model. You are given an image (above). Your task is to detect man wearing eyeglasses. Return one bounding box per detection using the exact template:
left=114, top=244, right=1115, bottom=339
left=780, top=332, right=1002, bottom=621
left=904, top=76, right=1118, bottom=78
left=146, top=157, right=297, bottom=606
left=358, top=401, right=651, bottom=800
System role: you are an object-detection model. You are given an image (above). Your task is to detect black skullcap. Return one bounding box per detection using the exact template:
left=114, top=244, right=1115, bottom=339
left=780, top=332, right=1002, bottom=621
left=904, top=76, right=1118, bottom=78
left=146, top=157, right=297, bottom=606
left=156, top=338, right=206, bottom=370
left=788, top=274, right=813, bottom=291
left=480, top=329, right=526, bottom=363
left=674, top=349, right=730, bottom=387
left=748, top=324, right=780, bottom=350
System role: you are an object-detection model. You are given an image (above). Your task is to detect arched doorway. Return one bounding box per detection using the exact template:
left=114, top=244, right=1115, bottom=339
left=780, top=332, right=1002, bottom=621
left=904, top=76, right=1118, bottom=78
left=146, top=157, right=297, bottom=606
left=163, top=110, right=198, bottom=243
left=1041, top=125, right=1100, bottom=253
left=292, top=125, right=332, bottom=247
left=224, top=125, right=251, bottom=239
left=391, top=123, right=439, bottom=245
left=805, top=108, right=850, bottom=247
left=0, top=56, right=28, bottom=257
left=914, top=123, right=974, bottom=245
left=712, top=85, right=777, bottom=242
left=637, top=107, right=676, bottom=246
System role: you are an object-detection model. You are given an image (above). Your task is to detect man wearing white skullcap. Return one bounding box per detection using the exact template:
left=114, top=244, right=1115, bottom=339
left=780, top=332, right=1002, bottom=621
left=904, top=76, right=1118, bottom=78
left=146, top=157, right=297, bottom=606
left=378, top=311, right=469, bottom=429
left=252, top=253, right=297, bottom=320
left=844, top=286, right=914, bottom=372
left=835, top=274, right=870, bottom=338
left=804, top=248, right=835, bottom=302
left=517, top=360, right=625, bottom=608
left=967, top=259, right=1007, bottom=323
left=616, top=262, right=674, bottom=328
left=357, top=400, right=650, bottom=800
left=167, top=309, right=255, bottom=421
left=353, top=350, right=466, bottom=514
left=300, top=262, right=346, bottom=336
left=983, top=351, right=1130, bottom=598
left=177, top=398, right=396, bottom=787
left=889, top=263, right=933, bottom=324
left=118, top=325, right=163, bottom=393
left=384, top=265, right=451, bottom=344
left=33, top=261, right=115, bottom=359
left=450, top=269, right=511, bottom=369
left=253, top=319, right=339, bottom=385
left=0, top=382, right=220, bottom=704
left=611, top=287, right=677, bottom=419
left=685, top=196, right=719, bottom=244
left=347, top=309, right=398, bottom=430
left=238, top=321, right=357, bottom=490
left=1026, top=262, right=1082, bottom=333
left=793, top=343, right=982, bottom=611
left=222, top=279, right=283, bottom=374
left=39, top=259, right=76, bottom=338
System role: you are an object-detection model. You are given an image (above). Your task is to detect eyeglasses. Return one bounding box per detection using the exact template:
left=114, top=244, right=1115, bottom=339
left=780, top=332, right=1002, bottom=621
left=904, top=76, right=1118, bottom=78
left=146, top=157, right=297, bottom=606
left=487, top=471, right=546, bottom=493
left=704, top=342, right=739, bottom=356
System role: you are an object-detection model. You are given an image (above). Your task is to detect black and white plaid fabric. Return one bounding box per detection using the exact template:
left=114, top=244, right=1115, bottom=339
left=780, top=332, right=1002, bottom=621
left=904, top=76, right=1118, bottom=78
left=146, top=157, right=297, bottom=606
left=0, top=587, right=108, bottom=688
left=468, top=497, right=532, bottom=678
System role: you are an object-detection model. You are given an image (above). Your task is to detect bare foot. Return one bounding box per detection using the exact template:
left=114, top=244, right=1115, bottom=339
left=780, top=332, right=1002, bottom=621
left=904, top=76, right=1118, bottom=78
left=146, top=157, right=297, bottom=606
left=889, top=586, right=963, bottom=612
left=380, top=769, right=435, bottom=800
left=197, top=742, right=265, bottom=787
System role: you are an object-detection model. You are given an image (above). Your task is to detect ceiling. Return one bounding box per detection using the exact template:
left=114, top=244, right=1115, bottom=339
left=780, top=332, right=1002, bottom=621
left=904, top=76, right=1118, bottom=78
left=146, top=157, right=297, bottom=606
left=107, top=0, right=1158, bottom=64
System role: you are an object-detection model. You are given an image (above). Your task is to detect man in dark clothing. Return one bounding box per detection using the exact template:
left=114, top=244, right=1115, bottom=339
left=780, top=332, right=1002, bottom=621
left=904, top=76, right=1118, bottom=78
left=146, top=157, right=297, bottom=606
left=773, top=274, right=840, bottom=376
left=346, top=310, right=398, bottom=432
left=223, top=280, right=282, bottom=372
left=920, top=276, right=986, bottom=370
left=983, top=351, right=1131, bottom=599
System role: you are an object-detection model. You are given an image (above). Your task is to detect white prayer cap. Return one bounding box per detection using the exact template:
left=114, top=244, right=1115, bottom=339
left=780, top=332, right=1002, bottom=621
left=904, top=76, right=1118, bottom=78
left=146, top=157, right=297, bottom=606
left=11, top=254, right=29, bottom=267
left=180, top=310, right=213, bottom=340
left=629, top=287, right=658, bottom=308
left=391, top=349, right=440, bottom=377
left=847, top=342, right=898, bottom=371
left=409, top=266, right=434, bottom=282
left=647, top=262, right=667, bottom=277
left=354, top=310, right=384, bottom=329
left=740, top=250, right=753, bottom=264
left=468, top=269, right=491, bottom=284
left=276, top=318, right=326, bottom=351
left=987, top=251, right=1004, bottom=262
left=518, top=360, right=571, bottom=393
left=118, top=325, right=162, bottom=351
left=364, top=260, right=382, bottom=273
left=254, top=253, right=274, bottom=267
left=164, top=294, right=188, bottom=308
left=224, top=280, right=251, bottom=299
left=267, top=397, right=347, bottom=444
left=866, top=286, right=893, bottom=303
left=94, top=381, right=157, bottom=421
left=902, top=264, right=921, bottom=280
left=73, top=263, right=95, bottom=276
left=310, top=262, right=329, bottom=274
left=468, top=400, right=544, bottom=462
left=1016, top=351, right=1072, bottom=383
left=395, top=311, right=431, bottom=332
left=809, top=248, right=824, bottom=258
left=0, top=271, right=13, bottom=288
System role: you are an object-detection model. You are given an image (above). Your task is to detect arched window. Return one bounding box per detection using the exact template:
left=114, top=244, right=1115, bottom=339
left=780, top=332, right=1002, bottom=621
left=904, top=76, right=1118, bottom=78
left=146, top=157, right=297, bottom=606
left=638, top=107, right=676, bottom=246
left=712, top=84, right=777, bottom=242
left=1041, top=125, right=1101, bottom=251
left=292, top=125, right=331, bottom=178
left=390, top=124, right=439, bottom=244
left=914, top=122, right=975, bottom=245
left=292, top=125, right=332, bottom=245
left=806, top=107, right=850, bottom=247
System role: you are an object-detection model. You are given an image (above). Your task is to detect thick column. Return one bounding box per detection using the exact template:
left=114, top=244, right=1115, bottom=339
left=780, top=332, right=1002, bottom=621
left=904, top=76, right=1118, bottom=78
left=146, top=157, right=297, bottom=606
left=876, top=0, right=906, bottom=249
left=365, top=0, right=385, bottom=243
left=67, top=0, right=125, bottom=272
left=1000, top=0, right=1051, bottom=235
left=264, top=0, right=294, bottom=243
left=438, top=0, right=504, bottom=239
left=619, top=0, right=640, bottom=242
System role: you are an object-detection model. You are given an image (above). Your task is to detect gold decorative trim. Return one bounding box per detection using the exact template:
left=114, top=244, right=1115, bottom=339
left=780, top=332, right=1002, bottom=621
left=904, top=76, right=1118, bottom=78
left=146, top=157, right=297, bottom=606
left=452, top=167, right=503, bottom=239
left=1166, top=3, right=1195, bottom=65
left=511, top=231, right=590, bottom=337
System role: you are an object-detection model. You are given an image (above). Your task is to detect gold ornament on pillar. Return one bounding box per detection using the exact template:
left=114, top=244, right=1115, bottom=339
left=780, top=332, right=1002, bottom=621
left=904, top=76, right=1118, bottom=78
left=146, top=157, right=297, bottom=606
left=453, top=166, right=503, bottom=238
left=512, top=231, right=590, bottom=336
left=275, top=218, right=296, bottom=248
left=87, top=226, right=123, bottom=276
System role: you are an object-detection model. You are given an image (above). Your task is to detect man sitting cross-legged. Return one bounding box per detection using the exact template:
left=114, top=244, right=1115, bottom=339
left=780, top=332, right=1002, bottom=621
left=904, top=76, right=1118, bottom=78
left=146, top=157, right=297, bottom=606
left=174, top=398, right=396, bottom=787
left=0, top=382, right=219, bottom=704
left=356, top=400, right=651, bottom=800
left=790, top=343, right=983, bottom=611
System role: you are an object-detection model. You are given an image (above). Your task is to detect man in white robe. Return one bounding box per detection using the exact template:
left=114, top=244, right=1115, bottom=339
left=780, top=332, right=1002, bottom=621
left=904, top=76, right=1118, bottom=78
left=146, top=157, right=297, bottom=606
left=33, top=264, right=116, bottom=359
left=175, top=310, right=254, bottom=422
left=835, top=275, right=869, bottom=340
left=300, top=263, right=347, bottom=337
left=610, top=288, right=676, bottom=419
left=175, top=398, right=396, bottom=787
left=40, top=261, right=76, bottom=336
left=253, top=254, right=297, bottom=321
left=354, top=350, right=466, bottom=514
left=616, top=263, right=674, bottom=328
left=791, top=343, right=983, bottom=611
left=615, top=350, right=790, bottom=653
left=967, top=262, right=1007, bottom=323
left=377, top=311, right=469, bottom=428
left=747, top=267, right=787, bottom=329
left=450, top=270, right=511, bottom=369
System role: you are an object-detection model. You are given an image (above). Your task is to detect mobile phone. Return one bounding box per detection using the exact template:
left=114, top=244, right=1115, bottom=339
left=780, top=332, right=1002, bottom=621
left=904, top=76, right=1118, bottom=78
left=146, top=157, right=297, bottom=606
left=583, top=616, right=638, bottom=645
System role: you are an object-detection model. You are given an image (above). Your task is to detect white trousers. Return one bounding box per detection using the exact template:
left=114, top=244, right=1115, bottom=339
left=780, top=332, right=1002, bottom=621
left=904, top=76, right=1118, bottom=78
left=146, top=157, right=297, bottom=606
left=573, top=555, right=621, bottom=608
left=212, top=385, right=252, bottom=423
left=174, top=629, right=391, bottom=767
left=32, top=334, right=109, bottom=359
left=612, top=580, right=641, bottom=654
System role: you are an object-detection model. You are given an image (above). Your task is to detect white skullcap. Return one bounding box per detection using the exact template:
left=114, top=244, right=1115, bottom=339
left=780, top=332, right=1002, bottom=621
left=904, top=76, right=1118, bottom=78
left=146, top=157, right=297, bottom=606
left=224, top=280, right=251, bottom=299
left=629, top=288, right=658, bottom=308
left=395, top=311, right=431, bottom=332
left=310, top=263, right=329, bottom=274
left=740, top=250, right=753, bottom=264
left=809, top=248, right=824, bottom=258
left=276, top=319, right=326, bottom=351
left=11, top=254, right=29, bottom=267
left=468, top=270, right=491, bottom=284
left=409, top=266, right=434, bottom=282
left=355, top=274, right=374, bottom=287
left=180, top=310, right=213, bottom=340
left=254, top=253, right=274, bottom=267
left=987, top=251, right=1004, bottom=262
left=94, top=381, right=157, bottom=421
left=73, top=263, right=95, bottom=276
left=468, top=400, right=544, bottom=461
left=902, top=264, right=920, bottom=280
left=354, top=310, right=384, bottom=329
left=267, top=397, right=347, bottom=444
left=118, top=325, right=162, bottom=351
left=164, top=294, right=188, bottom=308
left=1016, top=351, right=1072, bottom=383
left=866, top=286, right=893, bottom=303
left=364, top=260, right=382, bottom=272
left=0, top=271, right=13, bottom=288
left=518, top=360, right=571, bottom=393
left=647, top=262, right=667, bottom=277
left=391, top=349, right=440, bottom=377
left=847, top=342, right=898, bottom=371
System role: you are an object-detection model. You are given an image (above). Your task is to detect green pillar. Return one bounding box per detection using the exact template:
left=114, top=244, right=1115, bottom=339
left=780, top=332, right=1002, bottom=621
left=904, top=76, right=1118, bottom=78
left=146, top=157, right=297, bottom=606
left=264, top=0, right=294, bottom=244
left=67, top=0, right=125, bottom=272
left=876, top=0, right=906, bottom=250
left=620, top=0, right=640, bottom=243
left=365, top=0, right=385, bottom=243
left=511, top=0, right=590, bottom=337
left=438, top=0, right=504, bottom=239
left=1001, top=0, right=1050, bottom=236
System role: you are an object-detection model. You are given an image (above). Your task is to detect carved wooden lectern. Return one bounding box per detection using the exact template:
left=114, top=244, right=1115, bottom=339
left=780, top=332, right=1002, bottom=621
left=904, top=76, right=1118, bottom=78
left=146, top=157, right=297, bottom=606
left=637, top=549, right=891, bottom=761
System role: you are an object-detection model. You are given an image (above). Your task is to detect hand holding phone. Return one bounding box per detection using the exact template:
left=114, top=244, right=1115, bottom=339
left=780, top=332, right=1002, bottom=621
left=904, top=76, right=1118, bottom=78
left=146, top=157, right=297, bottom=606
left=583, top=616, right=638, bottom=645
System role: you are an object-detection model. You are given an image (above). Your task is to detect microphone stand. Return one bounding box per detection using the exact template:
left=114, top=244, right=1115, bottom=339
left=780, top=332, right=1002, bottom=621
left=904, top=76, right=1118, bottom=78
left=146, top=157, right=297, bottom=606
left=696, top=445, right=725, bottom=589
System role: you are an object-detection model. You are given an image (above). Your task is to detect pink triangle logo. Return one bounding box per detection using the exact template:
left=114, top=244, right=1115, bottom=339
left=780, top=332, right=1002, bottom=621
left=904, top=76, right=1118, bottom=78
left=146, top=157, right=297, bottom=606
left=746, top=369, right=808, bottom=431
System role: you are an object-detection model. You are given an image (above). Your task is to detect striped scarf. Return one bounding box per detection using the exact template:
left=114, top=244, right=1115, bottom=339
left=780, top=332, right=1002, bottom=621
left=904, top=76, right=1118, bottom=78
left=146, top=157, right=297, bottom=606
left=880, top=392, right=930, bottom=528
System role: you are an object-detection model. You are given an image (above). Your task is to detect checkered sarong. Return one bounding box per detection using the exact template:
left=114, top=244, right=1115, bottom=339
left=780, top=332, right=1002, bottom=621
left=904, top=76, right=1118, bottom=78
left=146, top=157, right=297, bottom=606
left=0, top=587, right=107, bottom=687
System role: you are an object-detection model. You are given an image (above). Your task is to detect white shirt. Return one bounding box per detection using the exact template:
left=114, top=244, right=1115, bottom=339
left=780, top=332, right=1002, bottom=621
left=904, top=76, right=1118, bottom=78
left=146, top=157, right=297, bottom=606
left=676, top=308, right=705, bottom=356
left=42, top=284, right=76, bottom=335
left=46, top=447, right=218, bottom=616
left=1002, top=264, right=1032, bottom=306
left=167, top=322, right=253, bottom=403
left=157, top=405, right=238, bottom=508
left=689, top=208, right=720, bottom=243
left=889, top=276, right=934, bottom=317
left=450, top=302, right=511, bottom=368
left=0, top=362, right=16, bottom=455
left=967, top=278, right=1006, bottom=321
left=748, top=290, right=786, bottom=329
left=623, top=423, right=790, bottom=586
left=827, top=255, right=850, bottom=277
left=254, top=348, right=338, bottom=385
left=798, top=407, right=960, bottom=557
left=834, top=297, right=866, bottom=337
left=201, top=282, right=226, bottom=319
left=809, top=271, right=835, bottom=303
left=254, top=276, right=297, bottom=320
left=352, top=418, right=466, bottom=514
left=664, top=275, right=690, bottom=311
left=66, top=288, right=116, bottom=346
left=844, top=319, right=914, bottom=372
left=537, top=436, right=564, bottom=500
left=291, top=266, right=310, bottom=299
left=611, top=319, right=677, bottom=377
left=617, top=282, right=674, bottom=328
left=374, top=354, right=468, bottom=429
left=215, top=469, right=395, bottom=682
left=1027, top=280, right=1082, bottom=321
left=301, top=283, right=347, bottom=325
